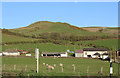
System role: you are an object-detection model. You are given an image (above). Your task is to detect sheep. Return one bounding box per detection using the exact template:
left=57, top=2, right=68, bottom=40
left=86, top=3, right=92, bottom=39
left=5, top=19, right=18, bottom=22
left=43, top=63, right=45, bottom=65
left=53, top=64, right=56, bottom=67
left=59, top=63, right=63, bottom=67
left=48, top=65, right=54, bottom=70
left=46, top=64, right=48, bottom=66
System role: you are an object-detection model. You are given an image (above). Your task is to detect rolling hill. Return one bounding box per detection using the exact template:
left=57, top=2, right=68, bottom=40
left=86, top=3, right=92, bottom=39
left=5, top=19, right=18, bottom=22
left=7, top=21, right=112, bottom=37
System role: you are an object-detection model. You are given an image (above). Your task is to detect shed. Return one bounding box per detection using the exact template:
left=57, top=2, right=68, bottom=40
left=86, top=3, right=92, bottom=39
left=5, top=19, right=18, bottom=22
left=83, top=48, right=108, bottom=58
left=41, top=52, right=68, bottom=57
left=75, top=50, right=83, bottom=57
left=3, top=49, right=20, bottom=56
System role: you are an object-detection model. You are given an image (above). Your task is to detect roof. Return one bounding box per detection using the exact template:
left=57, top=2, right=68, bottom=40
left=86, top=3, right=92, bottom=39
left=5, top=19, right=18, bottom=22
left=5, top=49, right=18, bottom=52
left=75, top=50, right=83, bottom=53
left=83, top=48, right=108, bottom=51
left=42, top=52, right=67, bottom=54
left=17, top=50, right=28, bottom=52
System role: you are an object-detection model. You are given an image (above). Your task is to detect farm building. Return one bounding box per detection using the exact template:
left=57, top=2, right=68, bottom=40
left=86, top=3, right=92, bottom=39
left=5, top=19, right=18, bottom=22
left=3, top=49, right=20, bottom=56
left=0, top=53, right=2, bottom=56
left=102, top=53, right=109, bottom=59
left=83, top=48, right=108, bottom=58
left=116, top=49, right=120, bottom=57
left=18, top=50, right=28, bottom=54
left=75, top=50, right=83, bottom=57
left=41, top=52, right=68, bottom=57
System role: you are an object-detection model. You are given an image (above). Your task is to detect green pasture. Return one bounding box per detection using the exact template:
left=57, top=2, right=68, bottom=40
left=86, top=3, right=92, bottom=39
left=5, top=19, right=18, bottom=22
left=2, top=34, right=38, bottom=43
left=75, top=39, right=119, bottom=50
left=2, top=43, right=91, bottom=52
left=2, top=57, right=118, bottom=76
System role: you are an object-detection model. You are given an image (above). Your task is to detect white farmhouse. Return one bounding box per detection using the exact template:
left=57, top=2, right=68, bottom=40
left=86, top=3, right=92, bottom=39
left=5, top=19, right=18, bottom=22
left=83, top=48, right=108, bottom=58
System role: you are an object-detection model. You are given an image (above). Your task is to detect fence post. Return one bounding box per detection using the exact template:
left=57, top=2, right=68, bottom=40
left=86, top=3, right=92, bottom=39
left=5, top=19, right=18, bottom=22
left=87, top=66, right=89, bottom=75
left=101, top=66, right=103, bottom=74
left=25, top=65, right=27, bottom=71
left=14, top=64, right=16, bottom=70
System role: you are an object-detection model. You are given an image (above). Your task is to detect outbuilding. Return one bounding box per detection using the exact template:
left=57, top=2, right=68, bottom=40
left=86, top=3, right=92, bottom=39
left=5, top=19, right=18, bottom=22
left=83, top=48, right=108, bottom=58
left=41, top=52, right=68, bottom=57
left=75, top=50, right=83, bottom=57
left=3, top=49, right=20, bottom=56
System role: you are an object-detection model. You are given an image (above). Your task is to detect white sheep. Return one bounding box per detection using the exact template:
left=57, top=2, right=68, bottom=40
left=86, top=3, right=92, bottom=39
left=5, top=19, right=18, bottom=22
left=43, top=63, right=45, bottom=65
left=60, top=63, right=63, bottom=67
left=48, top=65, right=54, bottom=70
left=53, top=64, right=56, bottom=67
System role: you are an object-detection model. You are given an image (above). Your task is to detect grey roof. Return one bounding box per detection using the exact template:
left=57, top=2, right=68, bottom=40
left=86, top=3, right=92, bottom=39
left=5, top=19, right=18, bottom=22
left=5, top=49, right=18, bottom=52
left=83, top=48, right=108, bottom=51
left=42, top=52, right=66, bottom=54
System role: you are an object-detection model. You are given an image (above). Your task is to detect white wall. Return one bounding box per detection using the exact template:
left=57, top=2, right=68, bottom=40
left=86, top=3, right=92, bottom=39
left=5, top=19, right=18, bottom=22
left=3, top=52, right=20, bottom=56
left=75, top=53, right=83, bottom=57
left=61, top=52, right=68, bottom=57
left=83, top=51, right=107, bottom=57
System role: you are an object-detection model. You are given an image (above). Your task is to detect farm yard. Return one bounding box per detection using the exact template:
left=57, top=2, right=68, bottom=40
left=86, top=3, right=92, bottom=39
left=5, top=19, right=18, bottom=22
left=2, top=57, right=118, bottom=76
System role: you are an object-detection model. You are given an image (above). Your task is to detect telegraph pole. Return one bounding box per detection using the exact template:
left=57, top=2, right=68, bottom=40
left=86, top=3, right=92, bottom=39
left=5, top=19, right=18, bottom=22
left=35, top=48, right=39, bottom=73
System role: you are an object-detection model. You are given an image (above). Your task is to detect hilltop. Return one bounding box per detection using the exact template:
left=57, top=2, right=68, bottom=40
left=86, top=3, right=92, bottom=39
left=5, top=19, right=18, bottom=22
left=4, top=21, right=117, bottom=37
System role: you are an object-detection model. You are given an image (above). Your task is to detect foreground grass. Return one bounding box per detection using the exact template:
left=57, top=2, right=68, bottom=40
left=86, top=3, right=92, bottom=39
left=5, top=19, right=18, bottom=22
left=2, top=57, right=118, bottom=76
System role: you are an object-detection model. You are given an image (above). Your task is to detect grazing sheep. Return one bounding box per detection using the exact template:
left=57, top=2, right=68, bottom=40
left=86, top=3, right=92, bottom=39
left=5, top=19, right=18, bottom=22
left=46, top=64, right=48, bottom=66
left=53, top=64, right=56, bottom=67
left=43, top=63, right=45, bottom=65
left=48, top=65, right=54, bottom=70
left=60, top=63, right=63, bottom=67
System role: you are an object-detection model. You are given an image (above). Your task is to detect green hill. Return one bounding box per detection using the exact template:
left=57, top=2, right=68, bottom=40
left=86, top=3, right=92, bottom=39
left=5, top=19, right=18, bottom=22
left=8, top=21, right=109, bottom=37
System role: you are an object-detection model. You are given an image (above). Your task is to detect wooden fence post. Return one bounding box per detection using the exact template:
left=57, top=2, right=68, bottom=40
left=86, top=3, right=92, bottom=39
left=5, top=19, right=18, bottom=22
left=101, top=66, right=103, bottom=74
left=72, top=64, right=75, bottom=72
left=14, top=64, right=16, bottom=70
left=25, top=65, right=27, bottom=71
left=4, top=64, right=5, bottom=70
left=87, top=66, right=89, bottom=74
left=28, top=74, right=29, bottom=78
left=62, top=66, right=63, bottom=72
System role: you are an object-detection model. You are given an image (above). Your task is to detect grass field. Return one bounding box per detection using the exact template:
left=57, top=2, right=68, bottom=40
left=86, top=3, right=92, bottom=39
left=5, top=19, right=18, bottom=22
left=2, top=57, right=118, bottom=76
left=2, top=33, right=38, bottom=43
left=75, top=39, right=119, bottom=50
left=2, top=43, right=91, bottom=52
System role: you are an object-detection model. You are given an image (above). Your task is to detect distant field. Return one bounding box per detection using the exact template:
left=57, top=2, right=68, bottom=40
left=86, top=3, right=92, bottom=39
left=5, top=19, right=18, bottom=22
left=2, top=34, right=38, bottom=43
left=2, top=57, right=118, bottom=76
left=2, top=43, right=91, bottom=52
left=75, top=39, right=119, bottom=50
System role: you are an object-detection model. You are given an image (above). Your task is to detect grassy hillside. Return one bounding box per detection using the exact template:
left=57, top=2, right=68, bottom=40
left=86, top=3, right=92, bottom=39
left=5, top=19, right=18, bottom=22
left=75, top=39, right=119, bottom=50
left=2, top=43, right=90, bottom=52
left=2, top=33, right=38, bottom=43
left=9, top=21, right=109, bottom=37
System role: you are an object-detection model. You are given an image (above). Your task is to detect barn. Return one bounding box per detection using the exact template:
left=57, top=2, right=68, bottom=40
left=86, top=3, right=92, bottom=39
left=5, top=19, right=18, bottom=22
left=83, top=48, right=108, bottom=58
left=75, top=50, right=83, bottom=57
left=41, top=52, right=68, bottom=57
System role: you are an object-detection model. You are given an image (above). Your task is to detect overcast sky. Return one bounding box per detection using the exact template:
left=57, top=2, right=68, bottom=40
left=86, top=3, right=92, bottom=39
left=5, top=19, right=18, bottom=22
left=2, top=2, right=118, bottom=29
